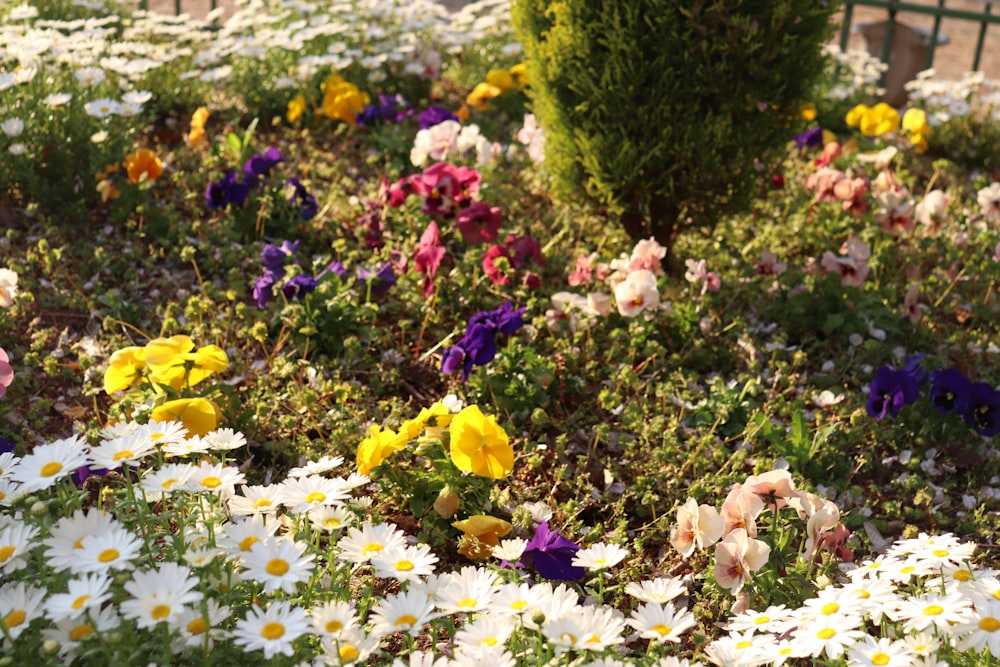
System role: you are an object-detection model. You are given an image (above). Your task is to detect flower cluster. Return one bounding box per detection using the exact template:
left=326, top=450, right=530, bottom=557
left=409, top=119, right=499, bottom=167
left=205, top=147, right=283, bottom=210
left=319, top=73, right=370, bottom=125
left=356, top=93, right=413, bottom=127
left=672, top=469, right=851, bottom=596
left=465, top=64, right=527, bottom=111
left=440, top=302, right=525, bottom=381
left=482, top=234, right=543, bottom=288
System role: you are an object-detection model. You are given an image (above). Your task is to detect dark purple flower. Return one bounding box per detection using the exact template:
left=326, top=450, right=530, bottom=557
left=866, top=365, right=921, bottom=420
left=520, top=521, right=584, bottom=581
left=73, top=465, right=109, bottom=488
left=260, top=243, right=293, bottom=275
left=440, top=345, right=467, bottom=377
left=286, top=178, right=318, bottom=220
left=442, top=302, right=525, bottom=381
left=252, top=271, right=277, bottom=309
left=901, top=353, right=928, bottom=387
left=0, top=438, right=13, bottom=455
left=322, top=260, right=349, bottom=280
left=243, top=147, right=284, bottom=190
left=418, top=105, right=459, bottom=130
left=357, top=263, right=396, bottom=296
left=357, top=94, right=412, bottom=126
left=282, top=274, right=319, bottom=300
left=929, top=368, right=972, bottom=415
left=206, top=170, right=250, bottom=210
left=962, top=383, right=1000, bottom=437
left=794, top=125, right=823, bottom=151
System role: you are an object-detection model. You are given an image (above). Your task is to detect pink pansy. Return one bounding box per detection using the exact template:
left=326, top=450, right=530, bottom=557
left=821, top=237, right=870, bottom=287
left=903, top=283, right=922, bottom=325
left=0, top=347, right=12, bottom=397
left=754, top=250, right=787, bottom=276
left=410, top=119, right=461, bottom=167
left=586, top=292, right=613, bottom=317
left=805, top=167, right=844, bottom=203
left=713, top=528, right=771, bottom=594
left=684, top=259, right=721, bottom=295
left=741, top=469, right=798, bottom=510
left=914, top=189, right=948, bottom=235
left=385, top=176, right=413, bottom=208
left=455, top=201, right=502, bottom=244
left=832, top=173, right=870, bottom=215
left=628, top=237, right=667, bottom=275
left=875, top=189, right=914, bottom=236
left=482, top=244, right=512, bottom=286
left=413, top=221, right=446, bottom=298
left=720, top=486, right=765, bottom=538
left=813, top=141, right=841, bottom=168
left=670, top=497, right=725, bottom=557
left=412, top=162, right=462, bottom=217
left=613, top=269, right=660, bottom=317
left=568, top=252, right=598, bottom=286
left=454, top=165, right=481, bottom=202
left=505, top=234, right=544, bottom=269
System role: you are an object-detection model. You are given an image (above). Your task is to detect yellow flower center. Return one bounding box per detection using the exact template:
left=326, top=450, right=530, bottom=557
left=253, top=498, right=272, bottom=508
left=200, top=476, right=222, bottom=489
left=954, top=569, right=973, bottom=582
left=239, top=536, right=258, bottom=552
left=361, top=543, right=383, bottom=556
left=899, top=565, right=915, bottom=575
left=0, top=545, right=15, bottom=563
left=932, top=549, right=948, bottom=557
left=856, top=589, right=871, bottom=599
left=753, top=616, right=771, bottom=625
left=482, top=637, right=498, bottom=647
left=395, top=560, right=414, bottom=572
left=261, top=622, right=285, bottom=640
left=510, top=600, right=527, bottom=610
left=339, top=645, right=359, bottom=661
left=74, top=538, right=84, bottom=550
left=98, top=548, right=119, bottom=563
left=980, top=617, right=1000, bottom=632
left=72, top=594, right=91, bottom=610
left=779, top=647, right=793, bottom=656
left=4, top=610, right=25, bottom=628
left=458, top=598, right=478, bottom=609
left=559, top=632, right=577, bottom=644
left=992, top=589, right=1000, bottom=601
left=113, top=450, right=134, bottom=461
left=585, top=633, right=601, bottom=644
left=325, top=620, right=343, bottom=633
left=652, top=624, right=672, bottom=636
left=40, top=461, right=63, bottom=477
left=161, top=478, right=179, bottom=489
left=151, top=604, right=171, bottom=620
left=923, top=605, right=944, bottom=616
left=872, top=653, right=890, bottom=666
left=821, top=602, right=840, bottom=615
left=817, top=627, right=836, bottom=639
left=735, top=640, right=754, bottom=649
left=324, top=518, right=341, bottom=529
left=395, top=614, right=417, bottom=628
left=266, top=559, right=289, bottom=576
left=70, top=624, right=94, bottom=641
left=187, top=618, right=207, bottom=635
left=305, top=491, right=326, bottom=504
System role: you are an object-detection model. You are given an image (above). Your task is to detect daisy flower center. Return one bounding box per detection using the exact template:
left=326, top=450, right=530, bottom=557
left=4, top=610, right=26, bottom=628
left=200, top=476, right=222, bottom=489
left=261, top=622, right=285, bottom=640
left=817, top=627, right=836, bottom=640
left=161, top=478, right=179, bottom=489
left=187, top=618, right=207, bottom=635
left=735, top=640, right=754, bottom=649
left=394, top=560, right=414, bottom=572
left=70, top=624, right=95, bottom=641
left=980, top=617, right=1000, bottom=632
left=559, top=632, right=577, bottom=644
left=324, top=518, right=341, bottom=529
left=0, top=545, right=15, bottom=563
left=253, top=498, right=272, bottom=508
left=923, top=605, right=944, bottom=616
left=361, top=543, right=383, bottom=556
left=482, top=637, right=498, bottom=647
left=821, top=602, right=840, bottom=615
left=339, top=645, right=360, bottom=661
left=98, top=548, right=120, bottom=563
left=954, top=570, right=973, bottom=581
left=325, top=620, right=343, bottom=632
left=395, top=614, right=417, bottom=628
left=651, top=624, right=672, bottom=636
left=753, top=616, right=771, bottom=625
left=40, top=461, right=63, bottom=477
left=305, top=492, right=326, bottom=504
left=239, top=536, right=258, bottom=551
left=266, top=559, right=290, bottom=576
left=113, top=450, right=134, bottom=461
left=72, top=594, right=91, bottom=610
left=458, top=598, right=478, bottom=609
left=510, top=600, right=527, bottom=610
left=151, top=604, right=171, bottom=620
left=932, top=549, right=948, bottom=557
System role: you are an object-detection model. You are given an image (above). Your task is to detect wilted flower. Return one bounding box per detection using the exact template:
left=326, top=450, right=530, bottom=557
left=413, top=221, right=446, bottom=298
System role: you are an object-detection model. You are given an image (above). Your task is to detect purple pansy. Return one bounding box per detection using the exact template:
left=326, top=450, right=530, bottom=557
left=418, top=105, right=459, bottom=130
left=866, top=365, right=921, bottom=420
left=519, top=521, right=585, bottom=581
left=929, top=368, right=972, bottom=415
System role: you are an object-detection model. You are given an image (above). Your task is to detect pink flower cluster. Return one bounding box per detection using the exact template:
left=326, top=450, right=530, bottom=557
left=819, top=237, right=870, bottom=287
left=805, top=167, right=870, bottom=216
left=483, top=234, right=544, bottom=288
left=671, top=469, right=852, bottom=597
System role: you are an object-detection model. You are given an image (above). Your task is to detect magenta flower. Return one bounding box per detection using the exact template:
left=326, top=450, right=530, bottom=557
left=455, top=201, right=502, bottom=244
left=0, top=346, right=12, bottom=398
left=413, top=221, right=446, bottom=298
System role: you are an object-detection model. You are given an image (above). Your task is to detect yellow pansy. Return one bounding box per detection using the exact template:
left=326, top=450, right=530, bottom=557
left=103, top=346, right=146, bottom=393
left=286, top=94, right=306, bottom=123
left=486, top=68, right=515, bottom=94
left=145, top=336, right=228, bottom=390
left=859, top=102, right=900, bottom=137
left=187, top=106, right=210, bottom=146
left=123, top=148, right=163, bottom=185
left=320, top=75, right=369, bottom=126
left=509, top=63, right=528, bottom=90
left=399, top=401, right=453, bottom=441
left=466, top=83, right=502, bottom=112
left=355, top=425, right=408, bottom=476
left=800, top=102, right=817, bottom=121
left=845, top=103, right=868, bottom=128
left=151, top=397, right=221, bottom=437
left=448, top=405, right=513, bottom=479
left=452, top=515, right=513, bottom=559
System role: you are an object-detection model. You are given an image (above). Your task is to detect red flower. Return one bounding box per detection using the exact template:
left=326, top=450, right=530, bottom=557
left=482, top=245, right=512, bottom=286
left=455, top=201, right=502, bottom=244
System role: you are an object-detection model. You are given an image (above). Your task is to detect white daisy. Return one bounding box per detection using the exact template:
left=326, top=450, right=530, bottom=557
left=369, top=588, right=438, bottom=638
left=200, top=427, right=247, bottom=452
left=624, top=576, right=688, bottom=604
left=216, top=514, right=281, bottom=558
left=88, top=431, right=158, bottom=470
left=571, top=542, right=629, bottom=571
left=11, top=434, right=90, bottom=493
left=42, top=509, right=117, bottom=572
left=232, top=600, right=310, bottom=660
left=279, top=474, right=351, bottom=514
left=83, top=98, right=120, bottom=119
left=627, top=602, right=697, bottom=643
left=372, top=544, right=439, bottom=582
left=228, top=484, right=286, bottom=516
left=0, top=520, right=38, bottom=574
left=73, top=523, right=144, bottom=574
left=307, top=505, right=353, bottom=533
left=241, top=536, right=315, bottom=594
left=172, top=598, right=231, bottom=651
left=320, top=626, right=380, bottom=664
left=336, top=521, right=407, bottom=564
left=0, top=582, right=47, bottom=638
left=287, top=454, right=345, bottom=477
left=41, top=606, right=120, bottom=658
left=120, top=562, right=202, bottom=630
left=140, top=462, right=197, bottom=501
left=187, top=461, right=245, bottom=496
left=310, top=600, right=358, bottom=637
left=44, top=573, right=112, bottom=621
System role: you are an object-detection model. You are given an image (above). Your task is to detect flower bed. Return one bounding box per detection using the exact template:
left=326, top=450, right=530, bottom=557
left=1, top=0, right=1000, bottom=664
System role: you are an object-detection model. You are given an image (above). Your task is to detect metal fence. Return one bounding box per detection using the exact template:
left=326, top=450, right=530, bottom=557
left=839, top=0, right=1000, bottom=73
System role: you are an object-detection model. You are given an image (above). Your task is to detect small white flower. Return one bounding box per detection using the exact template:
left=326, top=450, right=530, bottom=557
left=1, top=118, right=24, bottom=137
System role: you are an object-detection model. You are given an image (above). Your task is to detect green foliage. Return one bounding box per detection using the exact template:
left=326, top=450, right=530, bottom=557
left=511, top=0, right=838, bottom=255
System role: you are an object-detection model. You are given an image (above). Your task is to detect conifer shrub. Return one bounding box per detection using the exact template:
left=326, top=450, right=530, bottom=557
left=511, top=0, right=837, bottom=259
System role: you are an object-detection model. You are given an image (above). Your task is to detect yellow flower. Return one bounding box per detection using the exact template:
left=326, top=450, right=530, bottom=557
left=104, top=346, right=146, bottom=393
left=448, top=405, right=513, bottom=479
left=287, top=94, right=307, bottom=123
left=96, top=179, right=119, bottom=202
left=356, top=425, right=408, bottom=476
left=123, top=148, right=163, bottom=184
left=845, top=103, right=868, bottom=128
left=800, top=102, right=817, bottom=122
left=859, top=102, right=900, bottom=137
left=509, top=63, right=528, bottom=90
left=151, top=397, right=221, bottom=437
left=452, top=515, right=513, bottom=559
left=320, top=75, right=369, bottom=125
left=902, top=108, right=930, bottom=152
left=187, top=106, right=210, bottom=146
left=399, top=401, right=453, bottom=441
left=486, top=68, right=515, bottom=94
left=145, top=336, right=228, bottom=390
left=466, top=82, right=502, bottom=112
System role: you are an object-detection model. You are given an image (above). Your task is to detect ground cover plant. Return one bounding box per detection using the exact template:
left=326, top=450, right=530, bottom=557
left=2, top=0, right=1000, bottom=664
